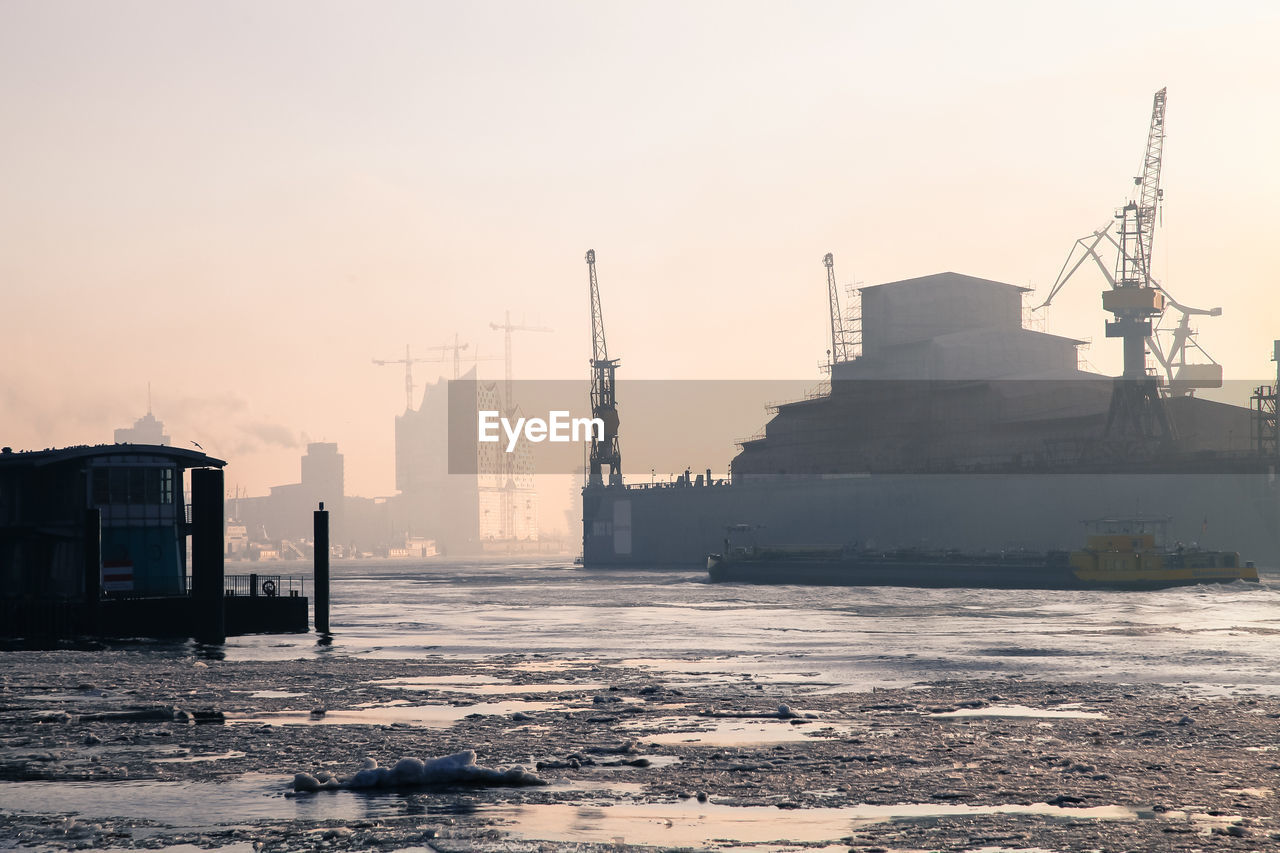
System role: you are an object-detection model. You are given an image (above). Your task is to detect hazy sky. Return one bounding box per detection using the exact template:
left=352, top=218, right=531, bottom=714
left=3, top=1, right=1279, bottom=511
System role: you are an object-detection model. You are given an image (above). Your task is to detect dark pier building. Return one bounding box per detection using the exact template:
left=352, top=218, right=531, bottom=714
left=0, top=443, right=308, bottom=639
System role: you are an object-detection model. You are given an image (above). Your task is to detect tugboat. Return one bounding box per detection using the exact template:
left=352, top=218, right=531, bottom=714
left=706, top=518, right=1259, bottom=590
left=1067, top=517, right=1257, bottom=589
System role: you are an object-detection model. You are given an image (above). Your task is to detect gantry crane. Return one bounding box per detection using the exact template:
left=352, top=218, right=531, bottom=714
left=823, top=253, right=855, bottom=365
left=1040, top=222, right=1222, bottom=396
left=1037, top=87, right=1222, bottom=444
left=586, top=249, right=622, bottom=487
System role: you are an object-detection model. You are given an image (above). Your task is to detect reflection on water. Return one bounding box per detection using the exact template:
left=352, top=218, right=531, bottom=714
left=232, top=700, right=567, bottom=728
left=462, top=799, right=1142, bottom=847
left=0, top=777, right=1143, bottom=845
left=624, top=715, right=846, bottom=747
left=371, top=675, right=607, bottom=695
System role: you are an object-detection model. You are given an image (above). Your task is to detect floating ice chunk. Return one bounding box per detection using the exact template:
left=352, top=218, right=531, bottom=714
left=292, top=750, right=545, bottom=792
left=585, top=740, right=639, bottom=755
left=292, top=772, right=331, bottom=792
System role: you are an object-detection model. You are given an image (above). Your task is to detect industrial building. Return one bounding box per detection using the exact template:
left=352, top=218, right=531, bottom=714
left=582, top=268, right=1279, bottom=567
left=733, top=272, right=1254, bottom=478
left=581, top=87, right=1279, bottom=570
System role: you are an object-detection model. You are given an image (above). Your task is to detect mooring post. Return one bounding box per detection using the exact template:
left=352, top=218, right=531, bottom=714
left=191, top=467, right=225, bottom=644
left=82, top=507, right=100, bottom=635
left=314, top=501, right=330, bottom=634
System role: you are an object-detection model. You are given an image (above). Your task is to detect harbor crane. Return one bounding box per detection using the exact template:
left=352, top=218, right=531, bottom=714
left=1037, top=87, right=1222, bottom=443
left=586, top=249, right=622, bottom=487
left=823, top=253, right=855, bottom=365
left=1041, top=224, right=1222, bottom=397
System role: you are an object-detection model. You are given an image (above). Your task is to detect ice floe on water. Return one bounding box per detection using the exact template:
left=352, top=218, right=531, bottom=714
left=291, top=750, right=545, bottom=792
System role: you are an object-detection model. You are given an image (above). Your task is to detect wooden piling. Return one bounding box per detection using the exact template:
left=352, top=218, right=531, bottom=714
left=82, top=507, right=100, bottom=635
left=191, top=467, right=225, bottom=644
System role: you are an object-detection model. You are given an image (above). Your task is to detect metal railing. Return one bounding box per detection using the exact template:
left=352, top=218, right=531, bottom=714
left=184, top=573, right=307, bottom=598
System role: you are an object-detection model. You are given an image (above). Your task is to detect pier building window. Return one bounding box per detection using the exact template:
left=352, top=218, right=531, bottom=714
left=92, top=469, right=110, bottom=505
left=91, top=467, right=175, bottom=505
left=109, top=469, right=128, bottom=504
left=129, top=468, right=146, bottom=504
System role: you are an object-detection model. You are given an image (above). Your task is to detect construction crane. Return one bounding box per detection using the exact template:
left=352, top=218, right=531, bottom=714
left=373, top=337, right=493, bottom=412
left=438, top=333, right=470, bottom=380
left=489, top=310, right=553, bottom=418
left=434, top=332, right=504, bottom=379
left=485, top=311, right=553, bottom=541
left=823, top=253, right=854, bottom=365
left=586, top=249, right=622, bottom=487
left=372, top=344, right=437, bottom=412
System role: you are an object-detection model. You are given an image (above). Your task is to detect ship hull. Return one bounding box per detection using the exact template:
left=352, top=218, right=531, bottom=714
left=583, top=470, right=1280, bottom=572
left=706, top=557, right=1258, bottom=590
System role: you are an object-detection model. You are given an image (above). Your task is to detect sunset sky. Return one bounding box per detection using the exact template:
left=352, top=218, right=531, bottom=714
left=2, top=1, right=1278, bottom=528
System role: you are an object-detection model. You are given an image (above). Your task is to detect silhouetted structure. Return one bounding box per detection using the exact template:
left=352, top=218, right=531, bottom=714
left=0, top=443, right=307, bottom=639
left=114, top=410, right=170, bottom=446
left=394, top=368, right=537, bottom=553
left=583, top=272, right=1280, bottom=568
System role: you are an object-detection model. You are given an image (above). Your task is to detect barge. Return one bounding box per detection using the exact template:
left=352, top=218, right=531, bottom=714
left=706, top=518, right=1260, bottom=590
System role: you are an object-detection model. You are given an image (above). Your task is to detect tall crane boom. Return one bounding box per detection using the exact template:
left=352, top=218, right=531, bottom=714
left=823, top=253, right=853, bottom=364
left=585, top=249, right=621, bottom=487
left=373, top=339, right=485, bottom=411
left=372, top=344, right=435, bottom=412
left=588, top=249, right=608, bottom=364
left=1114, top=87, right=1166, bottom=290
left=1135, top=87, right=1167, bottom=283
left=489, top=310, right=553, bottom=418
left=1040, top=86, right=1220, bottom=414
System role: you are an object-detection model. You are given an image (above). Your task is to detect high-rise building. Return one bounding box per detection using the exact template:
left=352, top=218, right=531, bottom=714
left=301, top=442, right=344, bottom=540
left=394, top=367, right=537, bottom=552
left=237, top=442, right=347, bottom=546
left=114, top=411, right=169, bottom=446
